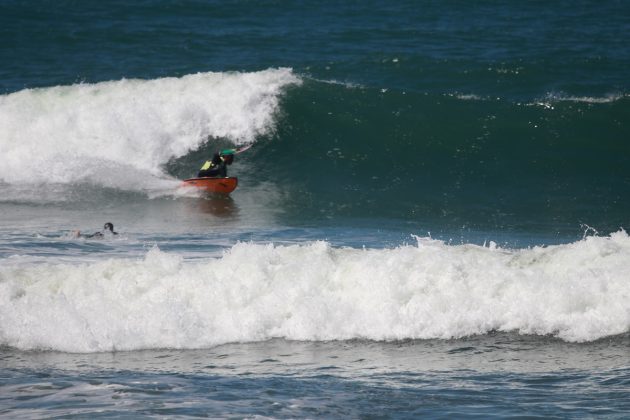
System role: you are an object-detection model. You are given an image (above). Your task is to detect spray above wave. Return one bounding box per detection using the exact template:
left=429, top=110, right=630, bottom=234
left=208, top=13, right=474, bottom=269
left=1, top=231, right=628, bottom=352
left=0, top=68, right=301, bottom=189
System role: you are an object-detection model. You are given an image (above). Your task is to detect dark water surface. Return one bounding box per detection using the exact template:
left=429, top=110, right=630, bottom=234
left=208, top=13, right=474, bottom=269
left=3, top=334, right=630, bottom=418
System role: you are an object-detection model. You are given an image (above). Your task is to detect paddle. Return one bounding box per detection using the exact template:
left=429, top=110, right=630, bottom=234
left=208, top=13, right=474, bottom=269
left=221, top=144, right=253, bottom=156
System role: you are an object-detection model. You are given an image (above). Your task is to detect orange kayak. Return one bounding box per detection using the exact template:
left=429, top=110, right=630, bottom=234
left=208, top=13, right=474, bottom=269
left=181, top=177, right=238, bottom=194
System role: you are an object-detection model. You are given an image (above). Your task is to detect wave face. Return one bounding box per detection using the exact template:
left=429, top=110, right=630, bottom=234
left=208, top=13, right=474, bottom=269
left=225, top=81, right=629, bottom=233
left=1, top=231, right=629, bottom=352
left=0, top=69, right=300, bottom=190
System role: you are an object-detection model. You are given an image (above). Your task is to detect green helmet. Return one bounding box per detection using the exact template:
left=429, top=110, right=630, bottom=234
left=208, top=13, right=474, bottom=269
left=220, top=149, right=236, bottom=156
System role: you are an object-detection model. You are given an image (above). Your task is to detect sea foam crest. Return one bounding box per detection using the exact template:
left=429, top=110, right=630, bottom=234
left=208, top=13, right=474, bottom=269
left=0, top=68, right=301, bottom=187
left=531, top=92, right=628, bottom=108
left=1, top=231, right=629, bottom=352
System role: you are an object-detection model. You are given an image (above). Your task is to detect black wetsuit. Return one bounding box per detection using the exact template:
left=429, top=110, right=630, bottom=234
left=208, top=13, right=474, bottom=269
left=197, top=153, right=227, bottom=177
left=84, top=230, right=118, bottom=239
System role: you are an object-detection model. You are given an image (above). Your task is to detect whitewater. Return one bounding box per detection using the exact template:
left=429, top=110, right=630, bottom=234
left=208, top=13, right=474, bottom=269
left=2, top=232, right=628, bottom=353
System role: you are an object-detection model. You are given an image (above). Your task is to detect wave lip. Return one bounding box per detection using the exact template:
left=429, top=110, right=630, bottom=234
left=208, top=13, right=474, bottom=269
left=0, top=68, right=301, bottom=188
left=1, top=231, right=629, bottom=353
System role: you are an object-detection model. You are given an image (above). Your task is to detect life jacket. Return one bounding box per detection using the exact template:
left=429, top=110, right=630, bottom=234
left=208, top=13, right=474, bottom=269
left=200, top=153, right=227, bottom=171
left=200, top=156, right=223, bottom=170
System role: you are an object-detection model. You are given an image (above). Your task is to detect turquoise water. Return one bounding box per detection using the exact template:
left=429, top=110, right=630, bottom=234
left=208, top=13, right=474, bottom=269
left=1, top=1, right=629, bottom=417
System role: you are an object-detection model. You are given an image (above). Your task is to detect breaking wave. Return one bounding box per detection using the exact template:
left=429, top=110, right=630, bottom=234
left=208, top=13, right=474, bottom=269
left=1, top=231, right=629, bottom=352
left=0, top=68, right=300, bottom=190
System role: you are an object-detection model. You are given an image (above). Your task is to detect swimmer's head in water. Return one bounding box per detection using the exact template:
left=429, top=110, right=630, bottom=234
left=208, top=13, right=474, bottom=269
left=104, top=222, right=114, bottom=232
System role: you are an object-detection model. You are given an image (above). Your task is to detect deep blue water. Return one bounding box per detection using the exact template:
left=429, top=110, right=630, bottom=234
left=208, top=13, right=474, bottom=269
left=1, top=1, right=629, bottom=418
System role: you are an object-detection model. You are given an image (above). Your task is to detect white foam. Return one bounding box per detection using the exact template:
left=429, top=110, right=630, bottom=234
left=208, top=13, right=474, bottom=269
left=531, top=92, right=627, bottom=107
left=0, top=69, right=301, bottom=189
left=1, top=231, right=629, bottom=352
left=446, top=92, right=487, bottom=101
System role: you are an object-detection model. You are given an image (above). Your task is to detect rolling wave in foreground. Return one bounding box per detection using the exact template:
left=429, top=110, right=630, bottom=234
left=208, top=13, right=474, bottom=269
left=2, top=231, right=628, bottom=352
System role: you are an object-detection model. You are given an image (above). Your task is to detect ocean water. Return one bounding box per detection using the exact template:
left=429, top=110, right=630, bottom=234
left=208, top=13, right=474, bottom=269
left=1, top=0, right=629, bottom=418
